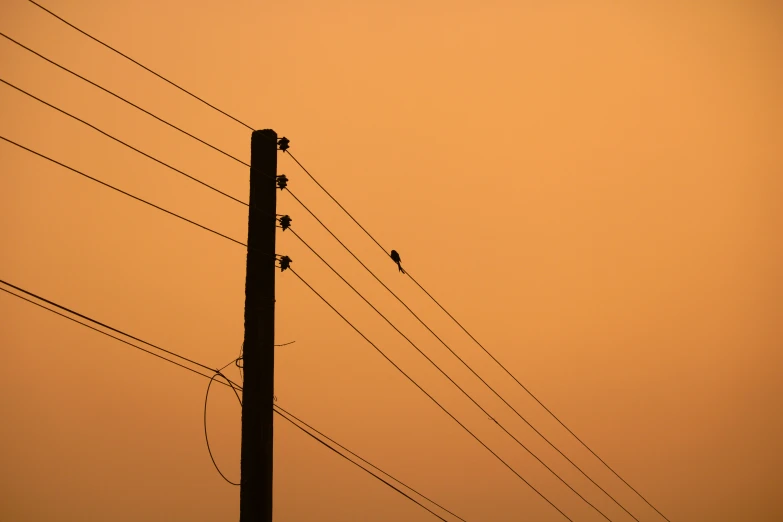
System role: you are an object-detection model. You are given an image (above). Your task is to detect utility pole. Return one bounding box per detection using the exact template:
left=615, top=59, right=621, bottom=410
left=240, top=129, right=278, bottom=522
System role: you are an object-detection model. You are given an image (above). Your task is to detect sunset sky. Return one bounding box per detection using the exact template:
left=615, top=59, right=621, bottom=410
left=1, top=1, right=781, bottom=521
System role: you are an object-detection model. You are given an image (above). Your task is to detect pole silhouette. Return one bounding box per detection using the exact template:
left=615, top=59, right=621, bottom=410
left=240, top=129, right=277, bottom=521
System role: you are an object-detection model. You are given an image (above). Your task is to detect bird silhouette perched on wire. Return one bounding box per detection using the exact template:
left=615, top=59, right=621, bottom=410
left=390, top=250, right=405, bottom=274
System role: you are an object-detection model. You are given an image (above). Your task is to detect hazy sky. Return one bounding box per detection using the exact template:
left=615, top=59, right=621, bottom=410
left=1, top=1, right=781, bottom=521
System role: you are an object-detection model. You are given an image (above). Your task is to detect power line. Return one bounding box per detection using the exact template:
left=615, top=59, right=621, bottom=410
left=0, top=77, right=248, bottom=207
left=273, top=404, right=469, bottom=522
left=283, top=190, right=638, bottom=520
left=1, top=279, right=465, bottom=519
left=0, top=135, right=248, bottom=247
left=273, top=407, right=450, bottom=522
left=204, top=371, right=243, bottom=486
left=405, top=269, right=672, bottom=521
left=2, top=279, right=245, bottom=486
left=0, top=7, right=663, bottom=511
left=25, top=0, right=256, bottom=132
left=285, top=151, right=386, bottom=254
left=0, top=282, right=239, bottom=389
left=0, top=31, right=250, bottom=167
left=2, top=135, right=281, bottom=258
left=287, top=228, right=613, bottom=521
left=285, top=150, right=671, bottom=522
left=287, top=267, right=574, bottom=521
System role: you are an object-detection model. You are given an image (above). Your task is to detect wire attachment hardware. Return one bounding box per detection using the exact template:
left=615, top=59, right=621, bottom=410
left=277, top=255, right=292, bottom=272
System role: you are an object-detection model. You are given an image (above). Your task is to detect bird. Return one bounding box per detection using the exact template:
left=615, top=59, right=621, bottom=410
left=390, top=250, right=405, bottom=274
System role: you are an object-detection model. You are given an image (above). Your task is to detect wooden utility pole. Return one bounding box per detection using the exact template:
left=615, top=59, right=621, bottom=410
left=240, top=129, right=278, bottom=522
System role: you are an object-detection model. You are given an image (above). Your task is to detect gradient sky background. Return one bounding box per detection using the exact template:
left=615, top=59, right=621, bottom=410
left=1, top=1, right=781, bottom=521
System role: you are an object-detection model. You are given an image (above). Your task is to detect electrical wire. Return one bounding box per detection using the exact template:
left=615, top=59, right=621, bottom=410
left=0, top=135, right=248, bottom=247
left=282, top=193, right=638, bottom=520
left=274, top=404, right=469, bottom=522
left=285, top=150, right=671, bottom=522
left=0, top=78, right=248, bottom=207
left=25, top=0, right=256, bottom=131
left=285, top=151, right=385, bottom=253
left=0, top=9, right=663, bottom=511
left=287, top=267, right=574, bottom=521
left=236, top=343, right=244, bottom=382
left=0, top=31, right=250, bottom=167
left=0, top=282, right=239, bottom=390
left=1, top=280, right=466, bottom=519
left=405, top=269, right=672, bottom=521
left=273, top=407, right=450, bottom=521
left=204, top=371, right=243, bottom=486
left=2, top=135, right=282, bottom=261
left=5, top=280, right=244, bottom=488
left=287, top=228, right=613, bottom=521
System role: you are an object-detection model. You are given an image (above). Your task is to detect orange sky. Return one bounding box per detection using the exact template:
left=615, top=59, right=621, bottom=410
left=1, top=1, right=781, bottom=521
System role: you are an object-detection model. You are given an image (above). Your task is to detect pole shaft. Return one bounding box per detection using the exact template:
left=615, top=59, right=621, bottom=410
left=240, top=129, right=277, bottom=521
